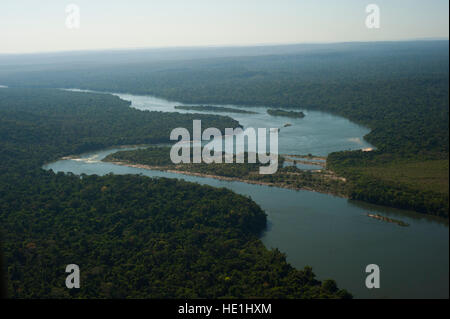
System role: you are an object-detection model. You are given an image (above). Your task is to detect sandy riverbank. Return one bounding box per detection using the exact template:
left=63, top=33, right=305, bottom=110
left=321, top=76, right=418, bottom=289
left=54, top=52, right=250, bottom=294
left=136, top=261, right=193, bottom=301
left=104, top=160, right=348, bottom=198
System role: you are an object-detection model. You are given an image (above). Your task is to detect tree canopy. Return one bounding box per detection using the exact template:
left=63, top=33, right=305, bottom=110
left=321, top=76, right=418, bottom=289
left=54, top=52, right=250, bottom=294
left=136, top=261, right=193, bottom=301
left=0, top=88, right=350, bottom=298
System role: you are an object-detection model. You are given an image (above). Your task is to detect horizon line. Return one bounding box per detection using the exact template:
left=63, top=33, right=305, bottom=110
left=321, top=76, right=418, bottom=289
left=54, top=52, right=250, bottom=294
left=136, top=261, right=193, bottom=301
left=1, top=37, right=448, bottom=56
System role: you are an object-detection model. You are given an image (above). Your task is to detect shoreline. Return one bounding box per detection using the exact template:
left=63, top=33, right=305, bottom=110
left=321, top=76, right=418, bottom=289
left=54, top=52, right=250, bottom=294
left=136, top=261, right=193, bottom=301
left=367, top=213, right=410, bottom=227
left=104, top=160, right=348, bottom=198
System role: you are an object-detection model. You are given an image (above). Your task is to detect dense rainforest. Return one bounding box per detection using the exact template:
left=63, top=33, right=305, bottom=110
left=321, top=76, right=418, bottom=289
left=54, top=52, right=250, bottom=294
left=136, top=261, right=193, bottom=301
left=0, top=88, right=240, bottom=171
left=327, top=151, right=449, bottom=217
left=2, top=41, right=446, bottom=215
left=267, top=109, right=305, bottom=118
left=0, top=88, right=350, bottom=298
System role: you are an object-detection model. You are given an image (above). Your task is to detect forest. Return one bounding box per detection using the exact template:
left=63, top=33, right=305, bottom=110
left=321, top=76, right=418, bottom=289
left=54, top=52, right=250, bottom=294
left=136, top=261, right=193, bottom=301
left=0, top=88, right=350, bottom=298
left=267, top=109, right=305, bottom=118
left=2, top=41, right=446, bottom=215
left=327, top=151, right=449, bottom=217
left=103, top=147, right=348, bottom=197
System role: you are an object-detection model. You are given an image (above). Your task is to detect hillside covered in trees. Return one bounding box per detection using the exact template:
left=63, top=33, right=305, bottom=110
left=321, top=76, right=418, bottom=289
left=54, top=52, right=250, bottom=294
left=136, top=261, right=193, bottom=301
left=0, top=88, right=350, bottom=298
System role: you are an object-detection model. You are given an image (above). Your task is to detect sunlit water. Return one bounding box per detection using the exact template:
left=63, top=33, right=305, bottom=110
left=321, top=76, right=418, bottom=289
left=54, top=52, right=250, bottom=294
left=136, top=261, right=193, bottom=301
left=114, top=92, right=373, bottom=156
left=66, top=89, right=373, bottom=156
left=50, top=90, right=448, bottom=299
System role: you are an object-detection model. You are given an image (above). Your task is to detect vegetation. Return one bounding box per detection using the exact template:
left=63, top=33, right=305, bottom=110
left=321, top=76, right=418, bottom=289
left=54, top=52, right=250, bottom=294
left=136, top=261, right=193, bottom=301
left=1, top=42, right=447, bottom=157
left=0, top=88, right=350, bottom=298
left=0, top=41, right=448, bottom=215
left=104, top=147, right=264, bottom=175
left=174, top=105, right=257, bottom=114
left=328, top=151, right=449, bottom=217
left=267, top=109, right=305, bottom=118
left=103, top=147, right=348, bottom=197
left=0, top=88, right=239, bottom=162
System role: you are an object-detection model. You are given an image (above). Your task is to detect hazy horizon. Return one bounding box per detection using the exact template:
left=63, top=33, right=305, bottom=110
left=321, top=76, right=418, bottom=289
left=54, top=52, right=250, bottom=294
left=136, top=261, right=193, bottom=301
left=1, top=0, right=449, bottom=54
left=1, top=37, right=449, bottom=57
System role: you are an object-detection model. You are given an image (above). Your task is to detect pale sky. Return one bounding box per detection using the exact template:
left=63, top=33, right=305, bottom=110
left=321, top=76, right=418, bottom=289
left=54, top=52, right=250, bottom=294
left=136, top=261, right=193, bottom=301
left=0, top=0, right=448, bottom=54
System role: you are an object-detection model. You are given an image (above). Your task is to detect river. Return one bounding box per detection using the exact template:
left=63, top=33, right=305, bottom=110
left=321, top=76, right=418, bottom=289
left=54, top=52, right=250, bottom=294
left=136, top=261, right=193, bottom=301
left=46, top=90, right=448, bottom=299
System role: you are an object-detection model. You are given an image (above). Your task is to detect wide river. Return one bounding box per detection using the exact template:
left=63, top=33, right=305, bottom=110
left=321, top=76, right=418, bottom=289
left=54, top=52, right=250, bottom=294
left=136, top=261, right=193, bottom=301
left=45, top=90, right=449, bottom=299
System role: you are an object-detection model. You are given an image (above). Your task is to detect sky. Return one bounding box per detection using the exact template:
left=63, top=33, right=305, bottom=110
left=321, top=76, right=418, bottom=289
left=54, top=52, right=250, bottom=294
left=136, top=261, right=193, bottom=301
left=0, top=0, right=448, bottom=54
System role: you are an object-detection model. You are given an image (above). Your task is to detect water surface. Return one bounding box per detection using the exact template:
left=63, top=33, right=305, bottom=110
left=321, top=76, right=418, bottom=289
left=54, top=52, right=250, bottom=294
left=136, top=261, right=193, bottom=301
left=66, top=89, right=373, bottom=156
left=114, top=92, right=373, bottom=156
left=45, top=148, right=449, bottom=299
left=53, top=90, right=448, bottom=299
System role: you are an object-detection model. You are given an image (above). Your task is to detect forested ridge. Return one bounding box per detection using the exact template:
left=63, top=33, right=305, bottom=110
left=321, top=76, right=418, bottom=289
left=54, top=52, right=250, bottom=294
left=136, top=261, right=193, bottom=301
left=0, top=88, right=350, bottom=298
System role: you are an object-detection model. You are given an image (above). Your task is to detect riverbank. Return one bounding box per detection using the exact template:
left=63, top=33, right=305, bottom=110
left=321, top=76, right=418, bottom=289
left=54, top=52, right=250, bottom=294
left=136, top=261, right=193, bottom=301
left=45, top=147, right=450, bottom=299
left=367, top=213, right=410, bottom=227
left=102, top=159, right=349, bottom=198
